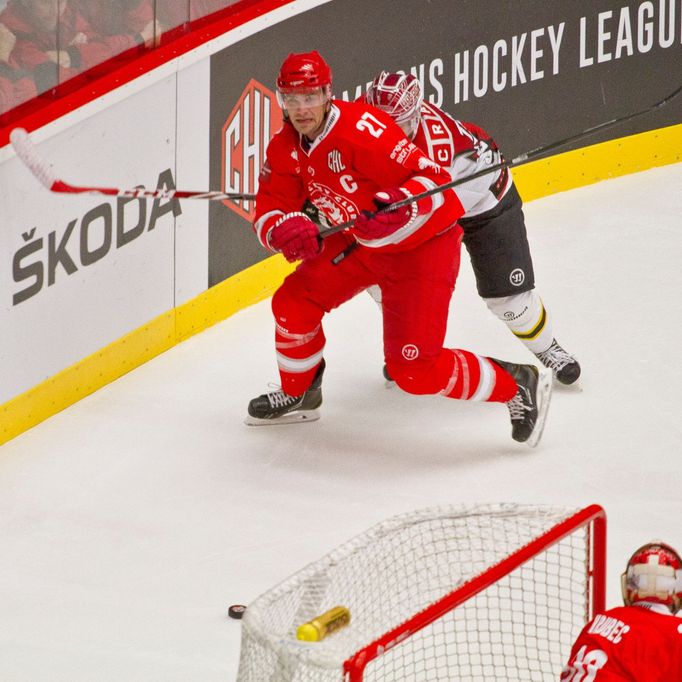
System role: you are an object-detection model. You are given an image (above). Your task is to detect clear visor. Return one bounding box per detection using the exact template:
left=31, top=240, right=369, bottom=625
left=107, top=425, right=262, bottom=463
left=277, top=87, right=329, bottom=110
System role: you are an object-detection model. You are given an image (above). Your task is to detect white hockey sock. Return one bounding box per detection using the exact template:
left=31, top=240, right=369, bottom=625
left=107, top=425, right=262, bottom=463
left=484, top=290, right=554, bottom=355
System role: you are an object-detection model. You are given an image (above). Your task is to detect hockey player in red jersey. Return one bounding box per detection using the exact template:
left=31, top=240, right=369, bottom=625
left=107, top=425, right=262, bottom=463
left=363, top=71, right=580, bottom=385
left=247, top=50, right=552, bottom=446
left=561, top=541, right=682, bottom=680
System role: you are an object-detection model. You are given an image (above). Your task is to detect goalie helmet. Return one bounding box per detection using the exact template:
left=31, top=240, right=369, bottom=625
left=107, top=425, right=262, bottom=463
left=621, top=541, right=682, bottom=612
left=365, top=71, right=424, bottom=139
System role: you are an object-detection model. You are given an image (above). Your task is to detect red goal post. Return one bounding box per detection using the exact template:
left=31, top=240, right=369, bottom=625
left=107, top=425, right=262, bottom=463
left=236, top=504, right=606, bottom=682
left=344, top=504, right=606, bottom=681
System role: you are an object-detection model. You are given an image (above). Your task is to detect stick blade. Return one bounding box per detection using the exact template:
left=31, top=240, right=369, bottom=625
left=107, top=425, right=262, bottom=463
left=10, top=128, right=57, bottom=190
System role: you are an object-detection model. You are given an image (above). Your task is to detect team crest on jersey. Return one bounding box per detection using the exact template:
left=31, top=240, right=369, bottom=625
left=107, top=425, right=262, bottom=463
left=308, top=182, right=359, bottom=225
left=328, top=150, right=346, bottom=173
left=221, top=79, right=283, bottom=221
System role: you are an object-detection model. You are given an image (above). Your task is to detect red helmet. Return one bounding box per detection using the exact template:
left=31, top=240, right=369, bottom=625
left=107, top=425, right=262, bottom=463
left=365, top=71, right=423, bottom=137
left=621, top=541, right=682, bottom=612
left=276, top=51, right=332, bottom=92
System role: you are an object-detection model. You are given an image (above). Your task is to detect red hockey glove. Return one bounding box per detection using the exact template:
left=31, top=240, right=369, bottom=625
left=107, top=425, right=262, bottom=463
left=268, top=212, right=321, bottom=262
left=353, top=188, right=416, bottom=241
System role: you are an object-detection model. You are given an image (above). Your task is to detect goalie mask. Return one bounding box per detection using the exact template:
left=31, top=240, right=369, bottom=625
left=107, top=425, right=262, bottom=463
left=365, top=71, right=424, bottom=140
left=276, top=50, right=332, bottom=115
left=621, top=541, right=682, bottom=613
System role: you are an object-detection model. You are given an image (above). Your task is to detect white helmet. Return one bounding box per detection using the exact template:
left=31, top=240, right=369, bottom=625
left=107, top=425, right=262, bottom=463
left=365, top=71, right=423, bottom=139
left=621, top=541, right=682, bottom=613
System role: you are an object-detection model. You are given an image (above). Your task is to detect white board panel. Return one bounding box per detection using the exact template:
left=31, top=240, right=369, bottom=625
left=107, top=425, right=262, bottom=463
left=0, top=76, right=178, bottom=403
left=175, top=59, right=210, bottom=304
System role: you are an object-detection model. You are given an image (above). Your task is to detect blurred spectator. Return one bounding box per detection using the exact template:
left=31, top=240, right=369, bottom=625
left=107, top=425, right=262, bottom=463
left=158, top=0, right=237, bottom=29
left=0, top=0, right=234, bottom=116
left=0, top=0, right=156, bottom=97
left=74, top=0, right=161, bottom=48
left=191, top=0, right=240, bottom=20
left=0, top=18, right=46, bottom=114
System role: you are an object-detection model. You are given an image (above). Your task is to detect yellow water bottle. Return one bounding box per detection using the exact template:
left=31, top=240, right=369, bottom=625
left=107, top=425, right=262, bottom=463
left=296, top=605, right=351, bottom=642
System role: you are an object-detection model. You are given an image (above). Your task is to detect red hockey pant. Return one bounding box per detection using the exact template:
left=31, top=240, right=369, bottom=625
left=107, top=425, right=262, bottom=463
left=271, top=228, right=516, bottom=403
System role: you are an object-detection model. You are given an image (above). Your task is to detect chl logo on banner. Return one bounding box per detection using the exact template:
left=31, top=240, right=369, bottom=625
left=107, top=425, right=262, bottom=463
left=221, top=79, right=283, bottom=221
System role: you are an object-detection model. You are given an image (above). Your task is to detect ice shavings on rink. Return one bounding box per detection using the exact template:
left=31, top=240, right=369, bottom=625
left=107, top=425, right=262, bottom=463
left=0, top=163, right=681, bottom=681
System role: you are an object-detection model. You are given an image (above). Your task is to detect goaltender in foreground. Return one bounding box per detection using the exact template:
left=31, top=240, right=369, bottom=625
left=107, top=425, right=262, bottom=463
left=561, top=541, right=682, bottom=679
left=246, top=50, right=552, bottom=446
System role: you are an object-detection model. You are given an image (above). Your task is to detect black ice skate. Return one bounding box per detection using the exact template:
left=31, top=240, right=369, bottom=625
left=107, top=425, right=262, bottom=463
left=245, top=360, right=325, bottom=426
left=493, top=359, right=553, bottom=448
left=382, top=364, right=395, bottom=387
left=535, top=339, right=581, bottom=385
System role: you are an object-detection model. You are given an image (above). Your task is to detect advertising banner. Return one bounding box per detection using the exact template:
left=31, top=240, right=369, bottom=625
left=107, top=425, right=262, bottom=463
left=209, top=0, right=682, bottom=284
left=2, top=0, right=680, bottom=411
left=0, top=77, right=181, bottom=403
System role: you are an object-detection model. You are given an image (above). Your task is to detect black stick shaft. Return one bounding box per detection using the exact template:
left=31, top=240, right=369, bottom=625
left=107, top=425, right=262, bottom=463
left=318, top=84, right=682, bottom=240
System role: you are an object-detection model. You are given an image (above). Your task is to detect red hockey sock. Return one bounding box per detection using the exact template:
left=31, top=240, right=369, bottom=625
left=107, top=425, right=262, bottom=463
left=275, top=323, right=325, bottom=397
left=441, top=350, right=517, bottom=402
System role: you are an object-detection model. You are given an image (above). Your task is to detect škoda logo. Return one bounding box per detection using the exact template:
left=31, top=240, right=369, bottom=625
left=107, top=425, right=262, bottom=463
left=221, top=79, right=283, bottom=221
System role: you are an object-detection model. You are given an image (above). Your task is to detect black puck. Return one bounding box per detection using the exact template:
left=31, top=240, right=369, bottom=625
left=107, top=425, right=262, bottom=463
left=228, top=604, right=247, bottom=620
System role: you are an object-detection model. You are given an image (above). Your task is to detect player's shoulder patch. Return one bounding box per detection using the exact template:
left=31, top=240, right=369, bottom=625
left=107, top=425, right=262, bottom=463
left=417, top=155, right=445, bottom=172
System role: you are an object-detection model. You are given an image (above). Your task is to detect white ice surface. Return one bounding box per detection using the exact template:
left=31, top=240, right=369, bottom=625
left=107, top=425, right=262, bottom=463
left=1, top=164, right=681, bottom=681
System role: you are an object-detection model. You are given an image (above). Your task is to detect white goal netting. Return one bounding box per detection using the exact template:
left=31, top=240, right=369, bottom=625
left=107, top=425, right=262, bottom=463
left=236, top=503, right=604, bottom=682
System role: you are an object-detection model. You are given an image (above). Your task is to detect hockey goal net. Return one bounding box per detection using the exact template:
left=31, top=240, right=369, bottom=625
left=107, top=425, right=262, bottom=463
left=236, top=503, right=606, bottom=682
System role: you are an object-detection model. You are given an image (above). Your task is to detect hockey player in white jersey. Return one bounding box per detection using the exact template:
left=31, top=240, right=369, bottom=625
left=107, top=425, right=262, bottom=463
left=363, top=71, right=580, bottom=385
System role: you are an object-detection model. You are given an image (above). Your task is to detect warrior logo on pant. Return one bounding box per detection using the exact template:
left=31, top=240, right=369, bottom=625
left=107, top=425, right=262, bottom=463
left=509, top=268, right=525, bottom=286
left=402, top=344, right=419, bottom=360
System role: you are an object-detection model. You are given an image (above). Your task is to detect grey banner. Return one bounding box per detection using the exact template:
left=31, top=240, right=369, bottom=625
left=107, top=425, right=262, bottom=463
left=209, top=0, right=682, bottom=285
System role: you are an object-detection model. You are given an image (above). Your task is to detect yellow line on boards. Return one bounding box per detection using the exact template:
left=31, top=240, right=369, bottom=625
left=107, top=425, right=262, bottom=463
left=514, top=122, right=682, bottom=201
left=0, top=257, right=295, bottom=446
left=1, top=122, right=680, bottom=446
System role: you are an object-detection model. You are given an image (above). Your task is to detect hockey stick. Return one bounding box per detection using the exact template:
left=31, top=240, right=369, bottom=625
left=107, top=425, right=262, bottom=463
left=9, top=128, right=257, bottom=202
left=10, top=83, right=680, bottom=209
left=320, top=83, right=682, bottom=239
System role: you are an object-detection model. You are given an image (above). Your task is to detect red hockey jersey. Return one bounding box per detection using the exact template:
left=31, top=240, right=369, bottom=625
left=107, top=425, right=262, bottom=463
left=561, top=603, right=682, bottom=681
left=253, top=99, right=464, bottom=253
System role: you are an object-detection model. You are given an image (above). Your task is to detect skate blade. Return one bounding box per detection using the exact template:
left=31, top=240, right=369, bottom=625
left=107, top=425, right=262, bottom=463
left=526, top=369, right=553, bottom=448
left=244, top=409, right=321, bottom=426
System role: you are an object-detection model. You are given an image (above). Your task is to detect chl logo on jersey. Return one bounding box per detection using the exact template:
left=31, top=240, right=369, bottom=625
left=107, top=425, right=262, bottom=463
left=328, top=150, right=346, bottom=173
left=221, top=79, right=283, bottom=221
